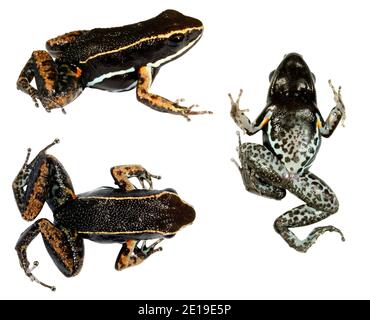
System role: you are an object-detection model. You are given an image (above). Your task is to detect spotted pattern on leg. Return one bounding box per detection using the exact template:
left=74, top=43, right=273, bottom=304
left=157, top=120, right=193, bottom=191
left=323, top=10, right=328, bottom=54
left=242, top=142, right=343, bottom=252
left=274, top=205, right=345, bottom=252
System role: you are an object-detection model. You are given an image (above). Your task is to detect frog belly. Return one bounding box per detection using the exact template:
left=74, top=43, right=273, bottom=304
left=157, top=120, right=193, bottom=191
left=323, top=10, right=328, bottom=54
left=266, top=122, right=321, bottom=173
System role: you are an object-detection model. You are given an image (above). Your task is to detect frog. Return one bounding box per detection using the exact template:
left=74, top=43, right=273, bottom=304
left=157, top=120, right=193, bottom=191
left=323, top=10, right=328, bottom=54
left=16, top=9, right=212, bottom=120
left=13, top=139, right=195, bottom=290
left=229, top=53, right=346, bottom=252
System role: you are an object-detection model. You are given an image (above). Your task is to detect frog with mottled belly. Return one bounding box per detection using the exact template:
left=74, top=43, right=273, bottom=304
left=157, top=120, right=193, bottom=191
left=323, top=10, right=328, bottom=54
left=16, top=9, right=211, bottom=120
left=230, top=53, right=346, bottom=252
left=13, top=139, right=195, bottom=290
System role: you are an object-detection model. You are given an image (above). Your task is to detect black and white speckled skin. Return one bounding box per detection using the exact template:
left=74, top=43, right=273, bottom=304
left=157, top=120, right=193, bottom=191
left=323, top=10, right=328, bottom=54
left=230, top=53, right=346, bottom=252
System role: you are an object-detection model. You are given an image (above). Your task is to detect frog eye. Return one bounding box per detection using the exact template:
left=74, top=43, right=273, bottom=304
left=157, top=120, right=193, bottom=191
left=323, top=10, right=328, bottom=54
left=168, top=33, right=185, bottom=45
left=269, top=70, right=275, bottom=81
left=311, top=72, right=316, bottom=82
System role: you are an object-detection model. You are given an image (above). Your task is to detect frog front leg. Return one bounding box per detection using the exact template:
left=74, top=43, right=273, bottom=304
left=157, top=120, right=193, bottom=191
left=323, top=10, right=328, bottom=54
left=15, top=218, right=84, bottom=291
left=136, top=65, right=212, bottom=121
left=17, top=50, right=83, bottom=112
left=229, top=90, right=273, bottom=135
left=111, top=164, right=161, bottom=191
left=319, top=81, right=346, bottom=137
left=243, top=143, right=344, bottom=252
left=115, top=239, right=163, bottom=270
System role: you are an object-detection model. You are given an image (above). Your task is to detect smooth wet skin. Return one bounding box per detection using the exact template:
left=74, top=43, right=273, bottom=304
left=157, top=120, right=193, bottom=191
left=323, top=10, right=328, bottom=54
left=13, top=140, right=195, bottom=290
left=230, top=53, right=346, bottom=252
left=16, top=9, right=212, bottom=120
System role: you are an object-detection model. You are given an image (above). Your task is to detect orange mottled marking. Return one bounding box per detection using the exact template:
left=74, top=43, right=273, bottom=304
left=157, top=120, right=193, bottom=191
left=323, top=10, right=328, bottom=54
left=117, top=240, right=136, bottom=270
left=39, top=220, right=73, bottom=273
left=22, top=162, right=49, bottom=221
left=33, top=51, right=55, bottom=93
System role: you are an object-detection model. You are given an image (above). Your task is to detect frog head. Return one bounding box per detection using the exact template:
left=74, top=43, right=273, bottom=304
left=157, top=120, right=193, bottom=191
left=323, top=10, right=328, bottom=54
left=268, top=53, right=316, bottom=103
left=144, top=10, right=204, bottom=68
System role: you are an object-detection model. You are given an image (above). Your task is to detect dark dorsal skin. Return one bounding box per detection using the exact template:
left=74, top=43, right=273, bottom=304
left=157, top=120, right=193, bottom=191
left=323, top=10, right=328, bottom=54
left=54, top=187, right=195, bottom=239
left=56, top=10, right=203, bottom=64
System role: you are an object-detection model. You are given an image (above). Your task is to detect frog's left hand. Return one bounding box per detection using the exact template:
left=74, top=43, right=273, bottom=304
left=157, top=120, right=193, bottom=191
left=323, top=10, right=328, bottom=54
left=329, top=80, right=346, bottom=126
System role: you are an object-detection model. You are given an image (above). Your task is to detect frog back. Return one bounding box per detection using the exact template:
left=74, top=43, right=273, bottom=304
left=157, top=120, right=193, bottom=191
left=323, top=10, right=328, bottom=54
left=57, top=10, right=200, bottom=64
left=54, top=187, right=195, bottom=240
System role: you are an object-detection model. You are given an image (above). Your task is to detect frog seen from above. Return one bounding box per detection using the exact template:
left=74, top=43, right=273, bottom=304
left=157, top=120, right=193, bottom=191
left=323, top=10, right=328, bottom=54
left=16, top=9, right=211, bottom=120
left=229, top=53, right=346, bottom=252
left=13, top=139, right=195, bottom=290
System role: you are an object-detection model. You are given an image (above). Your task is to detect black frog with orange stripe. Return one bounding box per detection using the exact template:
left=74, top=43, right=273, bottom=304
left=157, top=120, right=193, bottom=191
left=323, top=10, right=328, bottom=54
left=13, top=139, right=195, bottom=291
left=16, top=9, right=211, bottom=120
left=229, top=53, right=346, bottom=253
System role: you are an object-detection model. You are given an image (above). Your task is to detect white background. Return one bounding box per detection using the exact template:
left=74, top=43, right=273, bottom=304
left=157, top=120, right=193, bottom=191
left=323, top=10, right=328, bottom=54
left=1, top=0, right=369, bottom=299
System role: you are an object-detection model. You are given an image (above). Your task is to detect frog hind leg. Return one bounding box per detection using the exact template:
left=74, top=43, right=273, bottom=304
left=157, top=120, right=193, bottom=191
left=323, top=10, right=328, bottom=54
left=16, top=50, right=83, bottom=112
left=115, top=239, right=163, bottom=270
left=274, top=171, right=344, bottom=252
left=232, top=136, right=286, bottom=200
left=274, top=204, right=345, bottom=253
left=110, top=165, right=161, bottom=191
left=242, top=143, right=344, bottom=252
left=12, top=139, right=76, bottom=221
left=15, top=218, right=84, bottom=291
left=136, top=65, right=212, bottom=120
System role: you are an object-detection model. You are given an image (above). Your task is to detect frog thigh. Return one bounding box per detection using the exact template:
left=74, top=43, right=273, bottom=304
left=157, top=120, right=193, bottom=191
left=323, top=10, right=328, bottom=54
left=290, top=172, right=339, bottom=212
left=240, top=142, right=290, bottom=187
left=16, top=219, right=84, bottom=281
left=237, top=164, right=286, bottom=200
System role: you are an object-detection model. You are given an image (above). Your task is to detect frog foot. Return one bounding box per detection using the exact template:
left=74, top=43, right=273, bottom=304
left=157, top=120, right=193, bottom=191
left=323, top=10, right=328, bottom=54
left=29, top=92, right=40, bottom=108
left=136, top=170, right=161, bottom=190
left=231, top=158, right=241, bottom=171
left=35, top=95, right=67, bottom=114
left=181, top=104, right=213, bottom=122
left=25, top=261, right=56, bottom=291
left=21, top=147, right=32, bottom=173
left=135, top=239, right=163, bottom=258
left=229, top=89, right=250, bottom=117
left=329, top=80, right=346, bottom=127
left=295, top=226, right=345, bottom=253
